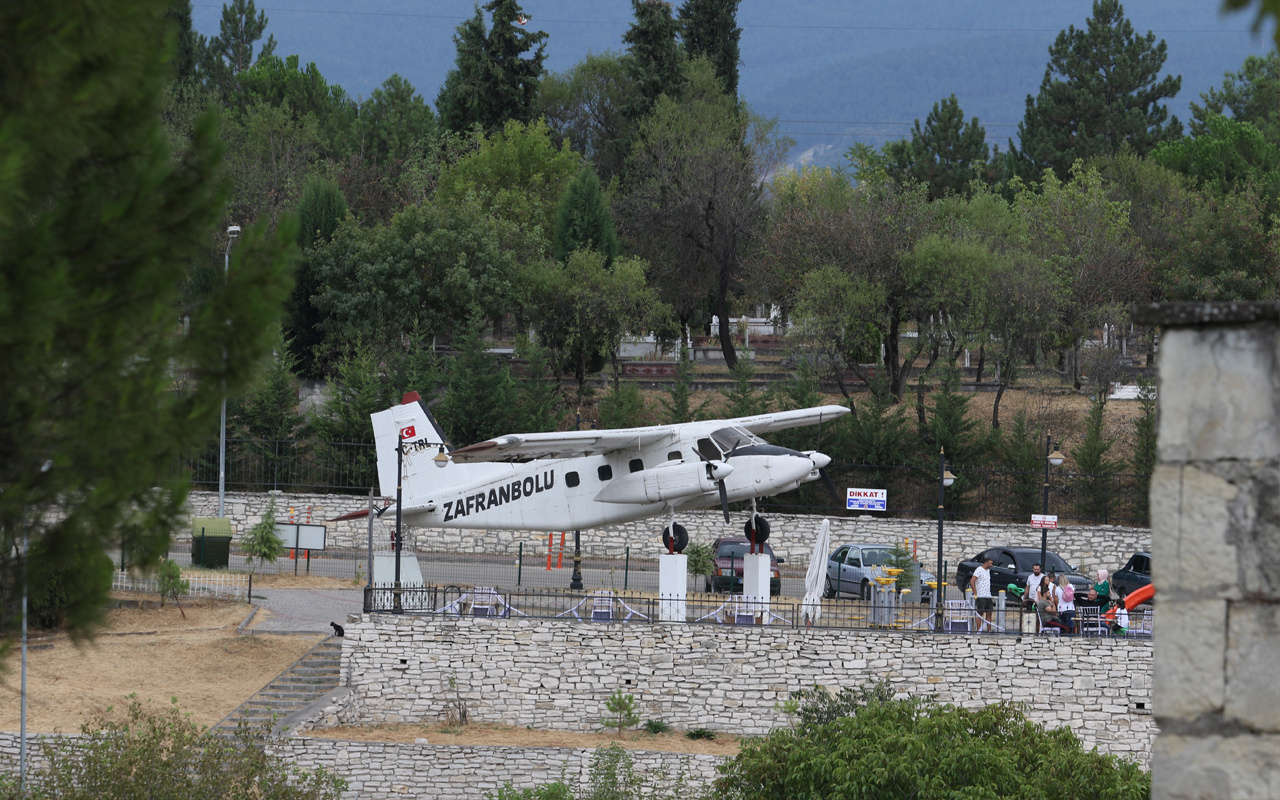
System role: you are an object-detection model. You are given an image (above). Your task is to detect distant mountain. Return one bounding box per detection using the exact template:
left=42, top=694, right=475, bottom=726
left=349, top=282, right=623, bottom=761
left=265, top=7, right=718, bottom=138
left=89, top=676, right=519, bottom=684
left=193, top=0, right=1274, bottom=167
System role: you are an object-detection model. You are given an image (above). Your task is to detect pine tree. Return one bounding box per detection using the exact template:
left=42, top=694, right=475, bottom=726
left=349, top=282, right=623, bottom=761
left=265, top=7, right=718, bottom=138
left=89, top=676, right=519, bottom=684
left=554, top=165, right=621, bottom=265
left=925, top=367, right=995, bottom=512
left=516, top=342, right=563, bottom=433
left=722, top=360, right=768, bottom=417
left=1012, top=0, right=1182, bottom=181
left=1128, top=379, right=1157, bottom=523
left=678, top=0, right=742, bottom=99
left=166, top=0, right=202, bottom=84
left=659, top=344, right=710, bottom=423
left=288, top=174, right=348, bottom=377
left=200, top=0, right=277, bottom=97
left=622, top=0, right=686, bottom=130
left=1070, top=394, right=1120, bottom=522
left=882, top=95, right=990, bottom=199
left=997, top=409, right=1045, bottom=521
left=0, top=0, right=294, bottom=638
left=435, top=320, right=518, bottom=446
left=436, top=0, right=548, bottom=135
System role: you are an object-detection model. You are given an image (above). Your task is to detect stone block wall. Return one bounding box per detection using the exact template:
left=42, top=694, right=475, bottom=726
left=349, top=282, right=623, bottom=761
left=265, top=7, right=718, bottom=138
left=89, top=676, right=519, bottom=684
left=332, top=614, right=1155, bottom=763
left=1139, top=302, right=1280, bottom=800
left=270, top=739, right=722, bottom=800
left=184, top=491, right=1149, bottom=580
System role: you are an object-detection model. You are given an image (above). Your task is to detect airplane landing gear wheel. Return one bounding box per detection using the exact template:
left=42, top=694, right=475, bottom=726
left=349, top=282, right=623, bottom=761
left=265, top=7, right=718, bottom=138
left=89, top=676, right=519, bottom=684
left=661, top=523, right=689, bottom=554
left=743, top=515, right=770, bottom=545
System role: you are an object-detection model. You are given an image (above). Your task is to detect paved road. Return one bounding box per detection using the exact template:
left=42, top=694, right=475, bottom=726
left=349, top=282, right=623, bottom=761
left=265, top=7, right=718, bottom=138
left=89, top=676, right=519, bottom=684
left=252, top=588, right=363, bottom=633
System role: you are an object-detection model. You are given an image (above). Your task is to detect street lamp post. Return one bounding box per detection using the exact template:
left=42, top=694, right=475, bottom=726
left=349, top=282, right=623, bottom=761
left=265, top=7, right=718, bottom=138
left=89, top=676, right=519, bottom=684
left=570, top=531, right=584, bottom=590
left=393, top=438, right=404, bottom=614
left=217, top=224, right=240, bottom=518
left=1040, top=434, right=1065, bottom=569
left=934, top=447, right=956, bottom=631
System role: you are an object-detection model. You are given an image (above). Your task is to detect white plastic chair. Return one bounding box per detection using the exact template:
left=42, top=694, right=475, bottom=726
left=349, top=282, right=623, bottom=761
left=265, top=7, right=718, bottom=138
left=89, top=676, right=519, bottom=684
left=471, top=587, right=500, bottom=617
left=590, top=590, right=615, bottom=621
left=944, top=600, right=974, bottom=632
left=1078, top=606, right=1109, bottom=636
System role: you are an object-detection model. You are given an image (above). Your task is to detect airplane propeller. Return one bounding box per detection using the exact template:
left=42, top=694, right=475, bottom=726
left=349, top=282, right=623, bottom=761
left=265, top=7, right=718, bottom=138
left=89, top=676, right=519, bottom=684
left=704, top=460, right=733, bottom=523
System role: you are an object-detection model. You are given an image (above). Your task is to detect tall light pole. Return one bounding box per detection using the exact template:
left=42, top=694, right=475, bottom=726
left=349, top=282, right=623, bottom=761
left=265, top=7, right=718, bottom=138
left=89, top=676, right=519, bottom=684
left=934, top=447, right=956, bottom=631
left=21, top=459, right=53, bottom=795
left=217, top=224, right=240, bottom=517
left=1040, top=433, right=1065, bottom=569
left=393, top=438, right=404, bottom=614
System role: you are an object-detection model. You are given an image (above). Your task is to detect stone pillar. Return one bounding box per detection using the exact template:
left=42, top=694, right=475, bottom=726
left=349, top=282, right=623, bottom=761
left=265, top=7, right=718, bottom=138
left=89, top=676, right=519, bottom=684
left=1134, top=302, right=1280, bottom=800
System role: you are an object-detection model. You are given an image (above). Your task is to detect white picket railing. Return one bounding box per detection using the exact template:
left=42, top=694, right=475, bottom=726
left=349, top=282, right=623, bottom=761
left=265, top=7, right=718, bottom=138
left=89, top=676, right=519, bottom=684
left=112, top=569, right=248, bottom=599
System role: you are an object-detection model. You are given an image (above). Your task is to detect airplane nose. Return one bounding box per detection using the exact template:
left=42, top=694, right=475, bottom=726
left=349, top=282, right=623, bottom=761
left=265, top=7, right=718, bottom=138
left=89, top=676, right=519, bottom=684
left=809, top=452, right=832, bottom=471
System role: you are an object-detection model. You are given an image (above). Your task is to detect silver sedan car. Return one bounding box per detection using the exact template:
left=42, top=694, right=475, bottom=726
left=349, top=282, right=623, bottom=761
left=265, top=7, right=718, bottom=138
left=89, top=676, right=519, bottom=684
left=824, top=542, right=935, bottom=603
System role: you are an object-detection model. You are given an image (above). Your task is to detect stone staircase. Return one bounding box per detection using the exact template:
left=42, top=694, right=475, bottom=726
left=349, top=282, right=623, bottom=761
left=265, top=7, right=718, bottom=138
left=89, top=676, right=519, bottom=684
left=210, top=636, right=343, bottom=738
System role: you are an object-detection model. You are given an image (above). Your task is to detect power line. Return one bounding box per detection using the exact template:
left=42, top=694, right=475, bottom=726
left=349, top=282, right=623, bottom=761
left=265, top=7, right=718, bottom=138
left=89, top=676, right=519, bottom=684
left=776, top=119, right=1022, bottom=128
left=190, top=4, right=1259, bottom=36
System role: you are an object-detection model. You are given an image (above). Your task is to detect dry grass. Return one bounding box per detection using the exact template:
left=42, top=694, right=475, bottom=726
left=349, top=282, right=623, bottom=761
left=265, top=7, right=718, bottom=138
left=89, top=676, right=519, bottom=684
left=306, top=721, right=744, bottom=756
left=0, top=601, right=322, bottom=733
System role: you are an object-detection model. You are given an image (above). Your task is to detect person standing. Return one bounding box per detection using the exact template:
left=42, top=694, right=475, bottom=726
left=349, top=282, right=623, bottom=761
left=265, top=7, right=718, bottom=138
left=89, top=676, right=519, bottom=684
left=1024, top=563, right=1043, bottom=609
left=971, top=556, right=995, bottom=631
left=1057, top=574, right=1076, bottom=634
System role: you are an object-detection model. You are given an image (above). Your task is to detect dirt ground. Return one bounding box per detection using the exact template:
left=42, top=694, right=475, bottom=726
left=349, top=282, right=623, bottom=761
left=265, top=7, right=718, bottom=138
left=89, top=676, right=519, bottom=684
left=307, top=721, right=744, bottom=756
left=0, top=601, right=321, bottom=733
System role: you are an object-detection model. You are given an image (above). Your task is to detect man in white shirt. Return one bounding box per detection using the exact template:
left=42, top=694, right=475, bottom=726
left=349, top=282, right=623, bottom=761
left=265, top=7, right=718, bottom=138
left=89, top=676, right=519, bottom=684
left=1024, top=564, right=1042, bottom=608
left=970, top=556, right=995, bottom=630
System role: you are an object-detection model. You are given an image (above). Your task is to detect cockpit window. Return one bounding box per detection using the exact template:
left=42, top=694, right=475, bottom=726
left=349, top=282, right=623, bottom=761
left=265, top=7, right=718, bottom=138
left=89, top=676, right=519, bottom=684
left=710, top=426, right=763, bottom=454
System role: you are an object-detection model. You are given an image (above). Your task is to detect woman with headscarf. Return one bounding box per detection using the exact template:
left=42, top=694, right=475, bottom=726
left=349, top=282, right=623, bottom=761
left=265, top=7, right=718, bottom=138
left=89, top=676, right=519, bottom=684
left=1087, top=568, right=1112, bottom=613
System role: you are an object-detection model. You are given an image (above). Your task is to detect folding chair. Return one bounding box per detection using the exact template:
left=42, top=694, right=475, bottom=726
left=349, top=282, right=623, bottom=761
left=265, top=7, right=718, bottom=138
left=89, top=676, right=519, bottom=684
left=728, top=595, right=758, bottom=625
left=944, top=600, right=974, bottom=632
left=589, top=590, right=615, bottom=621
left=1077, top=606, right=1109, bottom=636
left=470, top=587, right=501, bottom=617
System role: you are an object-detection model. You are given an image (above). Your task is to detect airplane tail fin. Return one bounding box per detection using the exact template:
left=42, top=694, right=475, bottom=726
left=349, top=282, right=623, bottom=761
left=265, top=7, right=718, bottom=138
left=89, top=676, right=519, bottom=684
left=370, top=391, right=454, bottom=501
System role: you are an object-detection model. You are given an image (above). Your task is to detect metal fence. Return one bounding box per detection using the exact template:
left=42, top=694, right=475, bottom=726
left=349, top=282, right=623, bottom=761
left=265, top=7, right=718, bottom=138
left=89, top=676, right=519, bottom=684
left=360, top=584, right=1152, bottom=639
left=178, top=439, right=1151, bottom=526
left=112, top=569, right=248, bottom=600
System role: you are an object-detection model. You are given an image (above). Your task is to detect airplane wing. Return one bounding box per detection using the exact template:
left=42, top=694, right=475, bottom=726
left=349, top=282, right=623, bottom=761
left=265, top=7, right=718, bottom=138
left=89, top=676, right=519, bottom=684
left=448, top=427, right=677, bottom=463
left=726, top=405, right=851, bottom=435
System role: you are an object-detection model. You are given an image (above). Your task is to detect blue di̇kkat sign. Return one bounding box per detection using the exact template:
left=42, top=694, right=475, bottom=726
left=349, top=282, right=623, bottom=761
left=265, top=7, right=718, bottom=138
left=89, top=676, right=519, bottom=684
left=846, top=488, right=887, bottom=511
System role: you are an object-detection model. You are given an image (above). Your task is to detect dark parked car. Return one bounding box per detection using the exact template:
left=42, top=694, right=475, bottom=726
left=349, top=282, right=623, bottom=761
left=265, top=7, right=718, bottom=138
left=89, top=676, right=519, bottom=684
left=1111, top=552, right=1152, bottom=598
left=705, top=537, right=782, bottom=596
left=954, top=546, right=1090, bottom=600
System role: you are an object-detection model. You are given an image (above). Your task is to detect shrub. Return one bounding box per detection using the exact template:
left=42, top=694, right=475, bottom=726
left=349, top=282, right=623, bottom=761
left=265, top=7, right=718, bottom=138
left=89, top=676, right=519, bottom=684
left=243, top=497, right=285, bottom=576
left=25, top=544, right=113, bottom=632
left=156, top=559, right=189, bottom=617
left=23, top=697, right=346, bottom=800
left=642, top=719, right=671, bottom=734
left=685, top=728, right=716, bottom=741
left=788, top=680, right=895, bottom=731
left=683, top=542, right=712, bottom=576
left=714, top=689, right=1149, bottom=800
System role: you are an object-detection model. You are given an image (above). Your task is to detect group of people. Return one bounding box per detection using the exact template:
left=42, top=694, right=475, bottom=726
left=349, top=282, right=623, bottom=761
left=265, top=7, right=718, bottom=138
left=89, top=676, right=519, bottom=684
left=968, top=557, right=1126, bottom=635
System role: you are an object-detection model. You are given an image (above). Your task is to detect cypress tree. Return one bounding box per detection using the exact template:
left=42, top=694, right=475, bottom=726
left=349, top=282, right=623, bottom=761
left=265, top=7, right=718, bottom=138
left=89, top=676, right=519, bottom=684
left=288, top=175, right=348, bottom=377
left=1070, top=394, right=1120, bottom=522
left=1012, top=0, right=1181, bottom=181
left=622, top=0, right=686, bottom=128
left=435, top=320, right=518, bottom=446
left=678, top=0, right=742, bottom=99
left=554, top=165, right=621, bottom=265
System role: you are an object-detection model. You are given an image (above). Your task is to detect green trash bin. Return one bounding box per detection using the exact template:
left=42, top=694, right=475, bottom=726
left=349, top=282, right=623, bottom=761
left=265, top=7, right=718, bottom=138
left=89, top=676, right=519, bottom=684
left=190, top=518, right=233, bottom=569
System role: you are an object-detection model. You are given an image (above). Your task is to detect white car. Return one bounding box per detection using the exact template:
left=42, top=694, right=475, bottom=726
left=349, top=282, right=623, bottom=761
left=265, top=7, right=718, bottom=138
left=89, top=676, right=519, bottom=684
left=824, top=543, right=935, bottom=603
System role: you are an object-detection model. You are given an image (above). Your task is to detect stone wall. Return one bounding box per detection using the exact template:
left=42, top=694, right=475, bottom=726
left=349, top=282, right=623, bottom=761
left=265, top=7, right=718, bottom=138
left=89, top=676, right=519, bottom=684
left=270, top=739, right=722, bottom=800
left=185, top=491, right=1149, bottom=579
left=331, top=614, right=1155, bottom=763
left=1139, top=302, right=1280, bottom=800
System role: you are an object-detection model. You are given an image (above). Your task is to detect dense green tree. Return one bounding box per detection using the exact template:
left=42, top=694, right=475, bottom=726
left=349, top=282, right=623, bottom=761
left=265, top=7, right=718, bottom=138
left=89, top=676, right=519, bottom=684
left=1070, top=394, right=1120, bottom=522
left=527, top=250, right=669, bottom=393
left=1010, top=0, right=1182, bottom=181
left=221, top=98, right=324, bottom=227
left=536, top=52, right=636, bottom=184
left=1152, top=113, right=1280, bottom=215
left=1164, top=180, right=1278, bottom=301
left=166, top=0, right=202, bottom=84
left=985, top=253, right=1060, bottom=428
left=659, top=344, right=710, bottom=423
left=722, top=360, right=769, bottom=417
left=554, top=165, right=620, bottom=264
left=287, top=174, right=348, bottom=376
left=436, top=0, right=548, bottom=135
left=310, top=196, right=536, bottom=366
left=788, top=266, right=885, bottom=401
left=678, top=0, right=742, bottom=98
left=515, top=341, right=563, bottom=433
left=1129, top=379, right=1157, bottom=523
left=998, top=409, right=1048, bottom=521
left=923, top=367, right=996, bottom=511
left=598, top=381, right=649, bottom=429
left=0, top=0, right=294, bottom=640
left=883, top=95, right=990, bottom=199
left=357, top=75, right=438, bottom=166
left=616, top=59, right=787, bottom=368
left=1190, top=51, right=1279, bottom=144
left=200, top=0, right=277, bottom=97
left=622, top=0, right=687, bottom=129
left=229, top=328, right=305, bottom=442
left=436, top=118, right=581, bottom=238
left=235, top=54, right=358, bottom=154
left=435, top=320, right=518, bottom=446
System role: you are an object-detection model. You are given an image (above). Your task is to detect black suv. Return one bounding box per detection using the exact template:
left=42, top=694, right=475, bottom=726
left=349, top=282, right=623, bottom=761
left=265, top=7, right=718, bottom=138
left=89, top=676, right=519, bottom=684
left=1111, top=552, right=1152, bottom=598
left=954, top=546, right=1091, bottom=599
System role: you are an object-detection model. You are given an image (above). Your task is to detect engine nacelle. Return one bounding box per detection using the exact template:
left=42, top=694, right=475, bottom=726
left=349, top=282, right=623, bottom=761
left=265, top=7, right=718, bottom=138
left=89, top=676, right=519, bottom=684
left=593, top=460, right=733, bottom=504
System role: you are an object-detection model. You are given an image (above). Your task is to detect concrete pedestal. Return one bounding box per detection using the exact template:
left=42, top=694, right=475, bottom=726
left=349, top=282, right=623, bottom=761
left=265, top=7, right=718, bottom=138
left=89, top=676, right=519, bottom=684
left=742, top=553, right=771, bottom=610
left=658, top=554, right=687, bottom=622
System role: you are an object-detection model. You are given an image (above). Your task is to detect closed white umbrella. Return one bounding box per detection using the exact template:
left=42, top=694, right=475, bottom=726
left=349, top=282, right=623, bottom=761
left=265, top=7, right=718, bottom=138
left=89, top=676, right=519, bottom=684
left=801, top=518, right=831, bottom=624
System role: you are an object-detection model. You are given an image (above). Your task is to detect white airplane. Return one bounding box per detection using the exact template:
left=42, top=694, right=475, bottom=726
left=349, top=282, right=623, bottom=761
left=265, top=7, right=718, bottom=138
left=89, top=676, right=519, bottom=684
left=356, top=392, right=849, bottom=547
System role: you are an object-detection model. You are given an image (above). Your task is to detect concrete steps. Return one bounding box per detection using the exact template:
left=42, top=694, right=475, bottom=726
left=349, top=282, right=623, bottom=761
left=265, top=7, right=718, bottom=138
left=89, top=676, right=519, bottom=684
left=209, top=637, right=342, bottom=738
